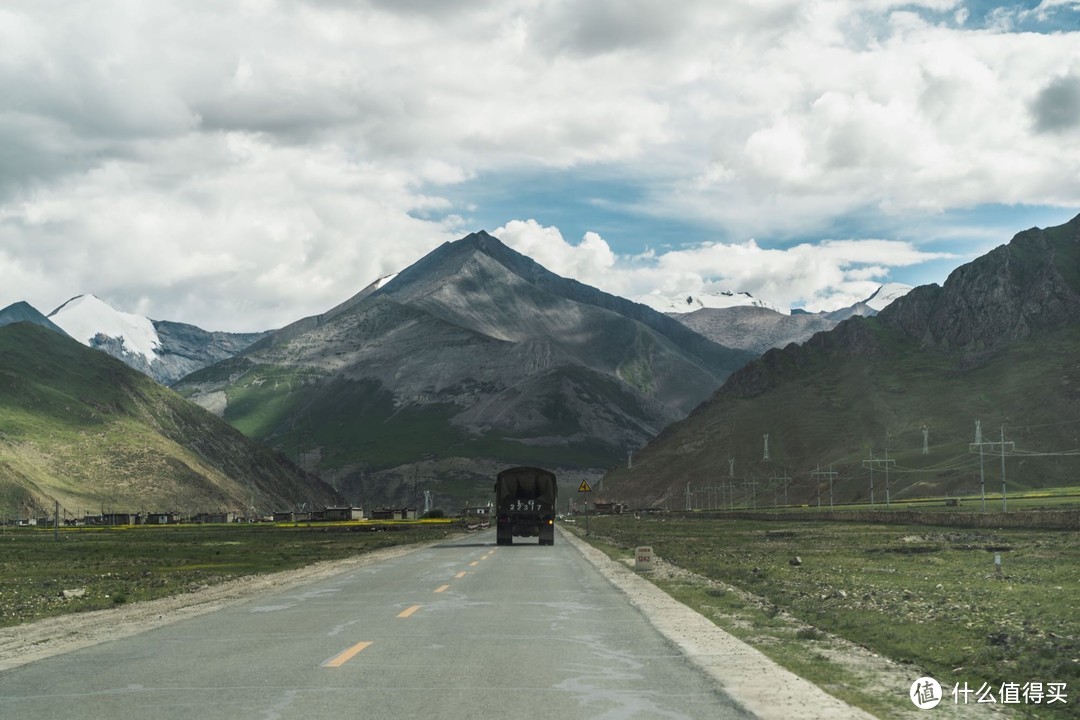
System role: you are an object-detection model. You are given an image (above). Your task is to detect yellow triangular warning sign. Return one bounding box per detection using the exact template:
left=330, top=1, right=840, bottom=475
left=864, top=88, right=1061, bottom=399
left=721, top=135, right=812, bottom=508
left=578, top=480, right=592, bottom=493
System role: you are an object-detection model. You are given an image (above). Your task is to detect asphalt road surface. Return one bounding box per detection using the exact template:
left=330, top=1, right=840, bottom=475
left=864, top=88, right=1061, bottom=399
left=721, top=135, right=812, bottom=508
left=0, top=528, right=754, bottom=719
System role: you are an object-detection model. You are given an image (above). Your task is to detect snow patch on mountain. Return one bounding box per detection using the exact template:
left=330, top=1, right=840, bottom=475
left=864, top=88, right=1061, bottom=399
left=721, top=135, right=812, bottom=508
left=865, top=283, right=913, bottom=312
left=48, top=294, right=160, bottom=362
left=373, top=273, right=398, bottom=290
left=635, top=290, right=788, bottom=315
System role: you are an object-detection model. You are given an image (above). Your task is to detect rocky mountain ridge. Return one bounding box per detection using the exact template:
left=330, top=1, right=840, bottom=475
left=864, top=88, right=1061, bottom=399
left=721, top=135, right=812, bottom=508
left=877, top=220, right=1080, bottom=353
left=178, top=231, right=756, bottom=508
left=46, top=294, right=270, bottom=386
left=602, top=214, right=1080, bottom=507
left=0, top=301, right=68, bottom=336
left=669, top=283, right=912, bottom=355
left=722, top=215, right=1080, bottom=400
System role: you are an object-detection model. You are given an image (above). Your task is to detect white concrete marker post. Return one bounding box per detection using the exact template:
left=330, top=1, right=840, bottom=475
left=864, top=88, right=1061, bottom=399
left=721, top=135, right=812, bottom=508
left=636, top=545, right=654, bottom=571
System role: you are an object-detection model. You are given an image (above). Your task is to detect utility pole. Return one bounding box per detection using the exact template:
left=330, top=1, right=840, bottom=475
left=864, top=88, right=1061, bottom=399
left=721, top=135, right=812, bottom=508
left=997, top=426, right=1014, bottom=511
left=862, top=451, right=874, bottom=508
left=882, top=448, right=894, bottom=508
left=863, top=450, right=895, bottom=508
left=970, top=423, right=1014, bottom=512
left=969, top=420, right=989, bottom=513
left=811, top=466, right=838, bottom=510
left=771, top=473, right=791, bottom=508
left=743, top=478, right=757, bottom=509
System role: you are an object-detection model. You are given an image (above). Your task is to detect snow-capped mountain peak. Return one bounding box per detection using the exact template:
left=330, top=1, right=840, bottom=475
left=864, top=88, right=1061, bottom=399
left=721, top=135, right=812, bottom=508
left=634, top=289, right=788, bottom=315
left=47, top=294, right=161, bottom=363
left=864, top=283, right=913, bottom=312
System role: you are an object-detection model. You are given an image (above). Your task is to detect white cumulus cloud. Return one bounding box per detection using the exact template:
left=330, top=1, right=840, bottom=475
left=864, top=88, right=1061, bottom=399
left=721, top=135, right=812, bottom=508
left=493, top=219, right=952, bottom=312
left=0, top=1, right=1077, bottom=329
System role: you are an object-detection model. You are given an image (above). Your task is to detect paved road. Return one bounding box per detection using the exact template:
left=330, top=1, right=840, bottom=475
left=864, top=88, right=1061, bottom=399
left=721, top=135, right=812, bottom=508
left=0, top=528, right=752, bottom=719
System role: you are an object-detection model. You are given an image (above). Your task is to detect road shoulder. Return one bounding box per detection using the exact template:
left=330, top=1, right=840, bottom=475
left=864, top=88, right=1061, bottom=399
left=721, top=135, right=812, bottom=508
left=561, top=526, right=880, bottom=720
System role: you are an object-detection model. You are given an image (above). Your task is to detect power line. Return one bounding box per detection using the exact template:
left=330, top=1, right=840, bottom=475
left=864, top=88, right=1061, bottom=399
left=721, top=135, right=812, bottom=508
left=810, top=466, right=838, bottom=510
left=862, top=449, right=895, bottom=508
left=969, top=421, right=1014, bottom=513
left=744, top=477, right=757, bottom=509
left=770, top=473, right=791, bottom=508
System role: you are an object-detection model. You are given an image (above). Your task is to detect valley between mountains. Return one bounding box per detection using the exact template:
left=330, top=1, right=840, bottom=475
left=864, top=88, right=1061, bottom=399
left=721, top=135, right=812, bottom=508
left=2, top=216, right=1079, bottom=517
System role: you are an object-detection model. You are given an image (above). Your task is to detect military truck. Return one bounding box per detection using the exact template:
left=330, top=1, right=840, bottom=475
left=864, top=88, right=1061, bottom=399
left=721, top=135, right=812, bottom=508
left=494, top=466, right=557, bottom=546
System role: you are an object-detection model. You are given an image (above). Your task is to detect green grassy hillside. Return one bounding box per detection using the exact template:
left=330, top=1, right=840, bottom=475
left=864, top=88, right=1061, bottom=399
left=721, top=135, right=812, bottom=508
left=606, top=321, right=1080, bottom=507
left=0, top=323, right=340, bottom=518
left=181, top=359, right=647, bottom=508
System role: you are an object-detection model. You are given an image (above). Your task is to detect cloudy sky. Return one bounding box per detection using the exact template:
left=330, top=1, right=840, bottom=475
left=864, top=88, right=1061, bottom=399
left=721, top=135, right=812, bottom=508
left=2, top=0, right=1078, bottom=331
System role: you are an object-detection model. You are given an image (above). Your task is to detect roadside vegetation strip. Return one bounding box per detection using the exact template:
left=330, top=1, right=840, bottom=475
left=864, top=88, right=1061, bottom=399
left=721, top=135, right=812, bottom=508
left=572, top=516, right=1079, bottom=720
left=679, top=487, right=1080, bottom=518
left=273, top=518, right=456, bottom=529
left=675, top=508, right=1080, bottom=531
left=0, top=523, right=453, bottom=629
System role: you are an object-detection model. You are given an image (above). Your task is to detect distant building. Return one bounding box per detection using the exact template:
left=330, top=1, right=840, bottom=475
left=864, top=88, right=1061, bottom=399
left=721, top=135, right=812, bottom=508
left=193, top=512, right=237, bottom=524
left=371, top=508, right=416, bottom=520
left=146, top=512, right=181, bottom=525
left=99, top=513, right=137, bottom=526
left=324, top=507, right=364, bottom=521
left=273, top=511, right=318, bottom=522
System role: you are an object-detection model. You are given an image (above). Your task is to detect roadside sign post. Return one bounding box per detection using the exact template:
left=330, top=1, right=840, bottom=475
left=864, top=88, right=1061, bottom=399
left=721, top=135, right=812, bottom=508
left=578, top=479, right=592, bottom=536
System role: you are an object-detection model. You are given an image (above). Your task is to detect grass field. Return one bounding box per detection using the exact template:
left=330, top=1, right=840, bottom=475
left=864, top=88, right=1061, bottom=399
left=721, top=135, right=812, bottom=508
left=0, top=522, right=452, bottom=628
left=576, top=515, right=1079, bottom=719
left=697, top=486, right=1080, bottom=515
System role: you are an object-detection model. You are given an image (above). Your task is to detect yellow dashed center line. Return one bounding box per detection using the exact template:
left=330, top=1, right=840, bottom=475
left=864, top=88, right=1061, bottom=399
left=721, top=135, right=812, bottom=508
left=469, top=561, right=479, bottom=567
left=455, top=571, right=467, bottom=579
left=397, top=604, right=422, bottom=618
left=434, top=584, right=450, bottom=593
left=322, top=641, right=373, bottom=668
